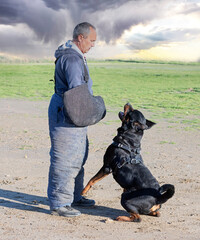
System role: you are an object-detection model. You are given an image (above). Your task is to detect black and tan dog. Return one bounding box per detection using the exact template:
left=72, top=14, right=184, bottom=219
left=82, top=103, right=175, bottom=222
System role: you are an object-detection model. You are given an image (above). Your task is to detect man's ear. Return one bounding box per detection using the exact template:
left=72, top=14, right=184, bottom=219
left=77, top=34, right=84, bottom=42
left=146, top=119, right=156, bottom=129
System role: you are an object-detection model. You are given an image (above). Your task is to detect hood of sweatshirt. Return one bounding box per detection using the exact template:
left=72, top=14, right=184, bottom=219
left=54, top=40, right=84, bottom=61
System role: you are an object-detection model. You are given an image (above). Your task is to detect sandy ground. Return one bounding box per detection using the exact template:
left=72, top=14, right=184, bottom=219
left=0, top=98, right=199, bottom=240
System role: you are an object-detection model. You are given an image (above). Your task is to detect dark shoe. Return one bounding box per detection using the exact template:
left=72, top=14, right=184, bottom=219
left=72, top=197, right=95, bottom=207
left=51, top=206, right=81, bottom=217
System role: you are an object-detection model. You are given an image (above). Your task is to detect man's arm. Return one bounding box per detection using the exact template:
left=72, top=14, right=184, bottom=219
left=63, top=55, right=85, bottom=90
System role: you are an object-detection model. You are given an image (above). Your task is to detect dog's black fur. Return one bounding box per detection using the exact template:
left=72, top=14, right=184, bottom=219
left=82, top=103, right=175, bottom=222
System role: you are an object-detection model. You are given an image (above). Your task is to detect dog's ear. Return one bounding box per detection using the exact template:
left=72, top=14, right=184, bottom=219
left=124, top=103, right=134, bottom=113
left=134, top=122, right=147, bottom=131
left=134, top=119, right=156, bottom=130
left=146, top=119, right=156, bottom=129
left=123, top=103, right=134, bottom=120
left=118, top=111, right=124, bottom=121
left=119, top=103, right=134, bottom=122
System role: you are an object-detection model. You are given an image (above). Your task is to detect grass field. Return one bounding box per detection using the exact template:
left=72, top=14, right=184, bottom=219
left=0, top=61, right=199, bottom=129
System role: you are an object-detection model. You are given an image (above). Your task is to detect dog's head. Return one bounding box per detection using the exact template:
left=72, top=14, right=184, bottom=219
left=119, top=103, right=156, bottom=132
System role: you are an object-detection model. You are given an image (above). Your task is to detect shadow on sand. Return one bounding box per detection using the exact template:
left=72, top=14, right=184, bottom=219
left=0, top=188, right=127, bottom=219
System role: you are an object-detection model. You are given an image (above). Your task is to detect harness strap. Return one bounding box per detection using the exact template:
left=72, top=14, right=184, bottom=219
left=53, top=56, right=89, bottom=94
left=112, top=141, right=142, bottom=170
left=112, top=142, right=130, bottom=152
left=112, top=141, right=141, bottom=155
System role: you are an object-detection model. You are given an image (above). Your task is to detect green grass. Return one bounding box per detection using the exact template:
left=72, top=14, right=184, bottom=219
left=0, top=61, right=199, bottom=129
left=0, top=63, right=54, bottom=99
left=159, top=141, right=176, bottom=145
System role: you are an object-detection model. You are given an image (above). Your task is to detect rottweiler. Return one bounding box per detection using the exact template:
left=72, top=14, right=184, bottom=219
left=82, top=103, right=175, bottom=222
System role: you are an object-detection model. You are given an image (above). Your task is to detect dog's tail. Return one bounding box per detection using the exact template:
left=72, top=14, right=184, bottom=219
left=157, top=184, right=175, bottom=204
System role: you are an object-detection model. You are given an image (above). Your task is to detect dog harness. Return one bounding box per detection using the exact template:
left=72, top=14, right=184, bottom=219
left=112, top=141, right=143, bottom=169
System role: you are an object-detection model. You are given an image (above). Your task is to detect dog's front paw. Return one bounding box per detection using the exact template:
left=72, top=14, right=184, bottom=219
left=81, top=188, right=88, bottom=196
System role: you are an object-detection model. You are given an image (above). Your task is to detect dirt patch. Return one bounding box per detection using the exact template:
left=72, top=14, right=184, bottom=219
left=0, top=99, right=199, bottom=240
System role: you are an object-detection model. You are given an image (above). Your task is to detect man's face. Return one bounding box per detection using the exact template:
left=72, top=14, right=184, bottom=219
left=78, top=27, right=97, bottom=54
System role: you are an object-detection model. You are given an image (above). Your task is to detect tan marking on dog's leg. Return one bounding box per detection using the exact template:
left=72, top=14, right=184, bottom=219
left=81, top=167, right=110, bottom=195
left=149, top=211, right=161, bottom=217
left=150, top=204, right=161, bottom=212
left=116, top=213, right=141, bottom=222
left=116, top=216, right=132, bottom=222
left=130, top=213, right=141, bottom=222
left=149, top=204, right=161, bottom=217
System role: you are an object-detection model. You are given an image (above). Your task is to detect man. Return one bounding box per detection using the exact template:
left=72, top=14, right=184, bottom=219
left=48, top=22, right=98, bottom=217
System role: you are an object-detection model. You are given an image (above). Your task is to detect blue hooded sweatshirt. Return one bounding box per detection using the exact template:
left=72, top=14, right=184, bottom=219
left=54, top=41, right=93, bottom=96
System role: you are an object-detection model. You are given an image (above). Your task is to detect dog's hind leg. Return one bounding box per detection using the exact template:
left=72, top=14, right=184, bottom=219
left=81, top=167, right=110, bottom=195
left=116, top=213, right=141, bottom=222
left=148, top=211, right=160, bottom=217
left=148, top=204, right=161, bottom=217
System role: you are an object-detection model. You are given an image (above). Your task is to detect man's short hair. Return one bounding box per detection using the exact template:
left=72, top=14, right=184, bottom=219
left=73, top=22, right=96, bottom=40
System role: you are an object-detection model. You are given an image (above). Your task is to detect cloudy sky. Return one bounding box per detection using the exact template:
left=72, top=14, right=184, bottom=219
left=0, top=0, right=200, bottom=61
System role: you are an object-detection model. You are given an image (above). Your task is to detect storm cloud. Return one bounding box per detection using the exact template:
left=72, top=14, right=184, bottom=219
left=0, top=0, right=170, bottom=44
left=0, top=0, right=172, bottom=42
left=0, top=0, right=199, bottom=59
left=0, top=0, right=69, bottom=43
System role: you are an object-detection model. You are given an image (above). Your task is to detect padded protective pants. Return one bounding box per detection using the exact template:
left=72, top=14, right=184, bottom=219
left=47, top=93, right=88, bottom=210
